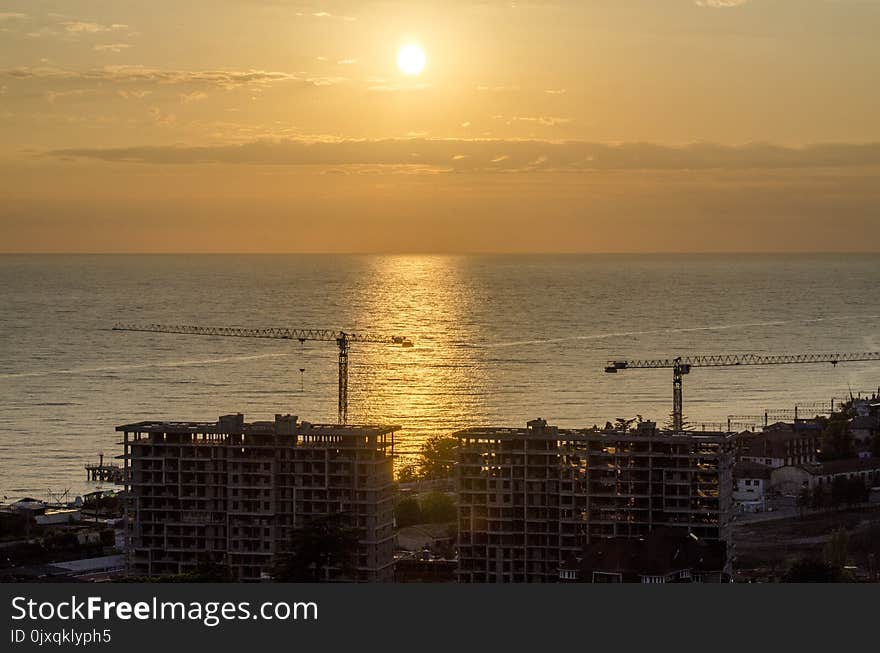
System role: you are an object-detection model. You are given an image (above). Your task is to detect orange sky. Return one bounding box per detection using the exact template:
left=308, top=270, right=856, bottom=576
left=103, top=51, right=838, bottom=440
left=2, top=1, right=879, bottom=252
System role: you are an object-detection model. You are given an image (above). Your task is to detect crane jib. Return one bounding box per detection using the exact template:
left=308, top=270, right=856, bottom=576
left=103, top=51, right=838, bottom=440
left=604, top=351, right=880, bottom=434
left=111, top=323, right=413, bottom=424
left=111, top=323, right=407, bottom=344
left=606, top=352, right=880, bottom=369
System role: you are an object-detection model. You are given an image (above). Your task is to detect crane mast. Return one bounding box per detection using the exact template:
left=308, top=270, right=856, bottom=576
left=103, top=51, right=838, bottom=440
left=605, top=351, right=880, bottom=433
left=112, top=323, right=413, bottom=424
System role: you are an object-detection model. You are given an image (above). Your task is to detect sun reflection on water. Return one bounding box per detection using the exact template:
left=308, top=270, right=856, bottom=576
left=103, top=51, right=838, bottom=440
left=349, top=256, right=487, bottom=467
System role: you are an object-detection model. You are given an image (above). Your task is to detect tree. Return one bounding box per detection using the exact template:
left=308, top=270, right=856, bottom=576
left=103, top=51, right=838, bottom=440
left=784, top=558, right=840, bottom=583
left=818, top=417, right=854, bottom=461
left=174, top=561, right=234, bottom=583
left=395, top=496, right=423, bottom=528
left=831, top=475, right=849, bottom=508
left=272, top=513, right=362, bottom=582
left=824, top=527, right=849, bottom=570
left=419, top=492, right=457, bottom=523
left=796, top=486, right=811, bottom=518
left=845, top=478, right=868, bottom=506
left=811, top=484, right=828, bottom=510
left=418, top=436, right=458, bottom=480
left=664, top=412, right=691, bottom=432
left=397, top=464, right=421, bottom=483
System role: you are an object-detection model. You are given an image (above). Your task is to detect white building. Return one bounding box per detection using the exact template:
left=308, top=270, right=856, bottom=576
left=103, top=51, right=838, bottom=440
left=732, top=461, right=771, bottom=512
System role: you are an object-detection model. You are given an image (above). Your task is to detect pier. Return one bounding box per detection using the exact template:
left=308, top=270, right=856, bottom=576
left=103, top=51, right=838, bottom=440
left=85, top=453, right=123, bottom=484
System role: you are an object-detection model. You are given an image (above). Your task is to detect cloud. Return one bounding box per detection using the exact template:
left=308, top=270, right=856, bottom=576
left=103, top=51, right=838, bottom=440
left=544, top=88, right=567, bottom=95
left=475, top=84, right=520, bottom=92
left=503, top=115, right=573, bottom=127
left=695, top=0, right=749, bottom=7
left=336, top=59, right=357, bottom=65
left=117, top=89, right=152, bottom=100
left=180, top=91, right=208, bottom=103
left=148, top=106, right=176, bottom=126
left=61, top=22, right=128, bottom=34
left=44, top=88, right=95, bottom=103
left=296, top=11, right=356, bottom=21
left=1, top=65, right=337, bottom=89
left=44, top=139, right=880, bottom=173
left=0, top=12, right=28, bottom=21
left=93, top=43, right=131, bottom=53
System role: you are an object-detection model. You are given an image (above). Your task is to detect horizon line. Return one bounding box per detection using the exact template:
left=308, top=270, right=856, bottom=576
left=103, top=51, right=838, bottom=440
left=2, top=250, right=880, bottom=256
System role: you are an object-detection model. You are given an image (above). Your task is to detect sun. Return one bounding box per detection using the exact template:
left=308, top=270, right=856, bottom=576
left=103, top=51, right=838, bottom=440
left=397, top=43, right=426, bottom=75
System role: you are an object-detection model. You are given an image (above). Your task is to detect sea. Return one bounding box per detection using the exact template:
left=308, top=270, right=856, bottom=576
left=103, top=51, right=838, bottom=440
left=1, top=253, right=879, bottom=500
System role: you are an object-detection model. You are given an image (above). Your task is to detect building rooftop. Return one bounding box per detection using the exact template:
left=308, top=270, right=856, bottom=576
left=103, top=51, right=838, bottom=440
left=797, top=457, right=880, bottom=476
left=50, top=554, right=126, bottom=574
left=734, top=461, right=772, bottom=480
left=455, top=419, right=732, bottom=442
left=116, top=413, right=400, bottom=437
left=764, top=420, right=823, bottom=433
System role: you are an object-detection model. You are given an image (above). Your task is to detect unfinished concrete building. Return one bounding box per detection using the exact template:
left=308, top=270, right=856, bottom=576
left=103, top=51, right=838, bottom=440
left=118, top=414, right=397, bottom=582
left=457, top=419, right=589, bottom=583
left=456, top=419, right=733, bottom=583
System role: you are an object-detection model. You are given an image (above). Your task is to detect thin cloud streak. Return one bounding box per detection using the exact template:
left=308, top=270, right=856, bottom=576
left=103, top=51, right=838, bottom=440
left=695, top=0, right=750, bottom=7
left=61, top=21, right=129, bottom=34
left=46, top=139, right=880, bottom=172
left=1, top=65, right=339, bottom=89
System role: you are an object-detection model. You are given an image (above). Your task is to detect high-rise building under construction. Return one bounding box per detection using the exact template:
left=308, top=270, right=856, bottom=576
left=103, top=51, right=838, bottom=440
left=119, top=413, right=397, bottom=582
left=456, top=419, right=733, bottom=583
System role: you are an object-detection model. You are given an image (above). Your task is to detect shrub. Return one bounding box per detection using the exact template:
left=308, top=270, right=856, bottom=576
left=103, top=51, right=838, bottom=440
left=420, top=492, right=456, bottom=524
left=395, top=497, right=423, bottom=528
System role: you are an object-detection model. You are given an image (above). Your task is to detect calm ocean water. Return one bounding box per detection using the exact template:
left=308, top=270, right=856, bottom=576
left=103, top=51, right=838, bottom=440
left=1, top=254, right=879, bottom=499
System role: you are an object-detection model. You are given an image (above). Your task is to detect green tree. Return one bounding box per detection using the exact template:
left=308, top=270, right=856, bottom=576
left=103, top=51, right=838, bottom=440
left=811, top=484, right=827, bottom=510
left=174, top=561, right=234, bottom=583
left=395, top=496, right=423, bottom=528
left=784, top=558, right=840, bottom=582
left=831, top=475, right=849, bottom=508
left=418, top=436, right=458, bottom=480
left=420, top=492, right=457, bottom=523
left=823, top=527, right=849, bottom=570
left=663, top=412, right=691, bottom=432
left=397, top=463, right=421, bottom=483
left=819, top=417, right=854, bottom=461
left=272, top=513, right=362, bottom=582
left=796, top=486, right=811, bottom=518
left=845, top=477, right=868, bottom=506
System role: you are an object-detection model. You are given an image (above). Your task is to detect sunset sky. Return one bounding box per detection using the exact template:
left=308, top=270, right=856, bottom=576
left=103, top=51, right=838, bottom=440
left=2, top=0, right=879, bottom=253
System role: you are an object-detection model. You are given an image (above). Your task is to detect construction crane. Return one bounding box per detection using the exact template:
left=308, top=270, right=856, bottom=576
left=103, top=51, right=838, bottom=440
left=604, top=352, right=880, bottom=432
left=112, top=323, right=413, bottom=424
